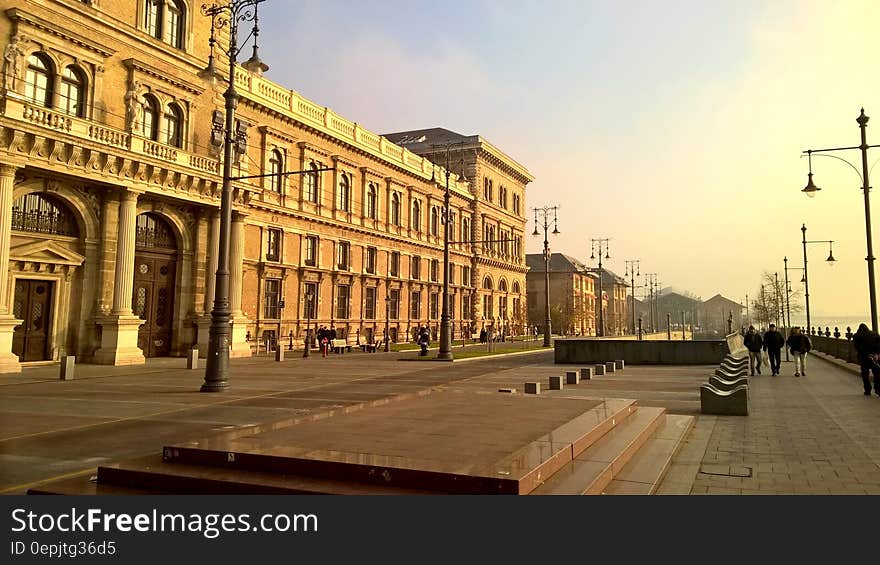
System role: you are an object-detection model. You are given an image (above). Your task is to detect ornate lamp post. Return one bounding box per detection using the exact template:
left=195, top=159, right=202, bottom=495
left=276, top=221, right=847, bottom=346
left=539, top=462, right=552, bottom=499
left=200, top=0, right=267, bottom=392
left=303, top=288, right=314, bottom=358
left=801, top=109, right=879, bottom=331
left=624, top=260, right=640, bottom=335
left=384, top=293, right=391, bottom=353
left=801, top=224, right=836, bottom=335
left=533, top=207, right=560, bottom=346
left=644, top=273, right=658, bottom=333
left=590, top=239, right=611, bottom=337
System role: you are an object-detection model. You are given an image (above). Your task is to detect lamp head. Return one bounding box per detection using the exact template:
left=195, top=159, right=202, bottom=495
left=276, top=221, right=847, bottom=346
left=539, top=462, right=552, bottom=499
left=827, top=250, right=836, bottom=264
left=801, top=273, right=806, bottom=283
left=802, top=172, right=820, bottom=198
left=532, top=225, right=539, bottom=237
left=590, top=252, right=596, bottom=260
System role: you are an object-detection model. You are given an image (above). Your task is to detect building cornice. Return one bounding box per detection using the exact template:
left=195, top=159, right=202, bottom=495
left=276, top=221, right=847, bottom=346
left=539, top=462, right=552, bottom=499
left=124, top=58, right=205, bottom=96
left=6, top=7, right=117, bottom=58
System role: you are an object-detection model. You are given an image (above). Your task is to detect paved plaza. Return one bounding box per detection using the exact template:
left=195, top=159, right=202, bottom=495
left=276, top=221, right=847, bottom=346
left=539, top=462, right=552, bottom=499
left=1, top=348, right=878, bottom=494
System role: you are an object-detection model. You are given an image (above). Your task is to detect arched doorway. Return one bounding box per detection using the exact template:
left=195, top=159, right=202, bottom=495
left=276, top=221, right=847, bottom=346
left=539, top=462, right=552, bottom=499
left=133, top=213, right=178, bottom=357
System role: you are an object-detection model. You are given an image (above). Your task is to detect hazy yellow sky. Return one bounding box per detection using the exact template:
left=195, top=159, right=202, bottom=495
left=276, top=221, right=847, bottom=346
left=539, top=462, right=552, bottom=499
left=262, top=0, right=880, bottom=318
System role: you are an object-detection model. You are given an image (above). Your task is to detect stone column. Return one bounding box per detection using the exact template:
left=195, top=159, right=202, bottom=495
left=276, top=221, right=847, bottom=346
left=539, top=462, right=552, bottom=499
left=94, top=190, right=145, bottom=365
left=197, top=209, right=220, bottom=357
left=229, top=211, right=250, bottom=357
left=0, top=163, right=22, bottom=373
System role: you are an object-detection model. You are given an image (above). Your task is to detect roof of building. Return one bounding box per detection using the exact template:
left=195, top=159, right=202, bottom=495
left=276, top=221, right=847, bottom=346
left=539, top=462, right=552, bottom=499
left=525, top=253, right=589, bottom=274
left=702, top=294, right=745, bottom=308
left=383, top=127, right=534, bottom=184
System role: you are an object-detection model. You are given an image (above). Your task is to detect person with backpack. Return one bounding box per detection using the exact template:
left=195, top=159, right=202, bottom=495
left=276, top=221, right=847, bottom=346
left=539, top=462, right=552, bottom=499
left=852, top=323, right=880, bottom=396
left=762, top=323, right=786, bottom=376
left=786, top=326, right=812, bottom=377
left=743, top=326, right=763, bottom=376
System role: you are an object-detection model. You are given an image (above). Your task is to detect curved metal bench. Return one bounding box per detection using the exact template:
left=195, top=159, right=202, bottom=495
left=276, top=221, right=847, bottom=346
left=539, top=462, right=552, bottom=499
left=700, top=383, right=749, bottom=416
left=714, top=366, right=748, bottom=379
left=709, top=374, right=749, bottom=391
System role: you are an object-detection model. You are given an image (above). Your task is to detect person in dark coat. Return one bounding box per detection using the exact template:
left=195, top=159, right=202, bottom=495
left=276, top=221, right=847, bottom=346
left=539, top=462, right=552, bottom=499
left=743, top=326, right=763, bottom=376
left=479, top=328, right=487, bottom=343
left=762, top=323, right=786, bottom=376
left=786, top=327, right=812, bottom=377
left=418, top=326, right=430, bottom=356
left=852, top=323, right=880, bottom=396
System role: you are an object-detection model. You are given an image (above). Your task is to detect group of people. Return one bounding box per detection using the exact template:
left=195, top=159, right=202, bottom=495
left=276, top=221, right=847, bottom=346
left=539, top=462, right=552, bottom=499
left=315, top=325, right=337, bottom=358
left=743, top=324, right=813, bottom=377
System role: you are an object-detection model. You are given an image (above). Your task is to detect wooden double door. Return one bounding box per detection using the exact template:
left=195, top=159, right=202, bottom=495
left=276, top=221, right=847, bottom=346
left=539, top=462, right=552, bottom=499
left=133, top=252, right=176, bottom=357
left=12, top=279, right=53, bottom=362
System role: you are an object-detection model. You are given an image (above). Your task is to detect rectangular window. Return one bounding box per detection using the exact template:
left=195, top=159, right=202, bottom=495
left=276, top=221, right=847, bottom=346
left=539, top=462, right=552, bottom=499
left=266, top=228, right=281, bottom=262
left=410, top=291, right=421, bottom=320
left=430, top=293, right=439, bottom=320
left=303, top=282, right=317, bottom=318
left=411, top=256, right=421, bottom=280
left=366, top=247, right=377, bottom=275
left=390, top=252, right=400, bottom=277
left=449, top=263, right=455, bottom=285
left=463, top=294, right=471, bottom=321
left=461, top=266, right=471, bottom=287
left=264, top=279, right=281, bottom=319
left=336, top=285, right=350, bottom=319
left=483, top=294, right=493, bottom=319
left=365, top=287, right=376, bottom=320
left=336, top=241, right=350, bottom=270
left=430, top=259, right=438, bottom=282
left=305, top=236, right=317, bottom=267
left=389, top=289, right=400, bottom=319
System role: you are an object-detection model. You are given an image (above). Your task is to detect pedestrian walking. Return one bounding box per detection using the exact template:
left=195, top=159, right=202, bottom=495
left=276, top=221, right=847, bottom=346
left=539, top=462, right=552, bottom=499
left=852, top=323, right=880, bottom=396
left=762, top=323, right=785, bottom=376
left=418, top=326, right=430, bottom=356
left=479, top=328, right=487, bottom=343
left=786, top=326, right=812, bottom=377
left=744, top=326, right=763, bottom=376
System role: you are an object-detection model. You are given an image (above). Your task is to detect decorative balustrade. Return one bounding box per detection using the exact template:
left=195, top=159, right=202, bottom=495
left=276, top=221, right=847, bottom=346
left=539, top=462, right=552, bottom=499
left=143, top=140, right=179, bottom=162
left=21, top=104, right=72, bottom=132
left=88, top=124, right=130, bottom=149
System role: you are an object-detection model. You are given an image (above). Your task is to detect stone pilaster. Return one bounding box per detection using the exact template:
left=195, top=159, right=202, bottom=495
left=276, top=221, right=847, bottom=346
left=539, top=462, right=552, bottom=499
left=197, top=209, right=220, bottom=357
left=229, top=211, right=250, bottom=357
left=94, top=190, right=145, bottom=365
left=0, top=163, right=22, bottom=373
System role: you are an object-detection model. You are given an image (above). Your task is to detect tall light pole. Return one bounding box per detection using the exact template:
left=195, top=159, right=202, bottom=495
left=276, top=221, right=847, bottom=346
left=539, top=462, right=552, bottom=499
left=624, top=260, right=640, bottom=335
left=590, top=238, right=611, bottom=337
left=801, top=224, right=836, bottom=335
left=302, top=287, right=314, bottom=358
left=384, top=293, right=391, bottom=352
left=200, top=0, right=266, bottom=392
left=534, top=207, right=560, bottom=346
left=774, top=272, right=781, bottom=328
left=802, top=109, right=880, bottom=331
left=645, top=273, right=658, bottom=333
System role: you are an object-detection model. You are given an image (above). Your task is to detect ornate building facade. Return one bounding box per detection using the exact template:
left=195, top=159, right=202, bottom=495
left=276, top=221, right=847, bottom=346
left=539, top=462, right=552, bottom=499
left=0, top=0, right=532, bottom=373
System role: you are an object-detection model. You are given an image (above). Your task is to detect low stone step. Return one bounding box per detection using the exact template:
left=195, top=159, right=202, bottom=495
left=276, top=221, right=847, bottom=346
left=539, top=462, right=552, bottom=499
left=602, top=414, right=695, bottom=495
left=530, top=406, right=666, bottom=495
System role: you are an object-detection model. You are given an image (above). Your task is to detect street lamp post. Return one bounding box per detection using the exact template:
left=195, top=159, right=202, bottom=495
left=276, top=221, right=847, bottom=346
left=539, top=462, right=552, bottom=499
left=591, top=239, right=611, bottom=337
left=802, top=109, right=879, bottom=331
left=303, top=289, right=313, bottom=358
left=384, top=294, right=390, bottom=353
left=801, top=224, right=836, bottom=335
left=645, top=273, right=658, bottom=333
left=200, top=0, right=266, bottom=393
left=624, top=260, right=640, bottom=335
left=533, top=207, right=560, bottom=346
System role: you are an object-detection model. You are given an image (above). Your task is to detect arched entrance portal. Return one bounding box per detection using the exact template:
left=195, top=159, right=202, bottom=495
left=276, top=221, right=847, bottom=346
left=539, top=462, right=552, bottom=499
left=133, top=213, right=178, bottom=357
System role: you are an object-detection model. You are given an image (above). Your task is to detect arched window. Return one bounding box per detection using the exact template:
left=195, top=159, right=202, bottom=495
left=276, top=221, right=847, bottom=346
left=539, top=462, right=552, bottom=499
left=269, top=149, right=283, bottom=193
left=166, top=0, right=185, bottom=49
left=513, top=281, right=521, bottom=294
left=142, top=95, right=159, bottom=140
left=11, top=193, right=79, bottom=237
left=430, top=206, right=439, bottom=236
left=391, top=193, right=401, bottom=226
left=366, top=183, right=377, bottom=219
left=135, top=212, right=177, bottom=249
left=145, top=0, right=162, bottom=40
left=412, top=200, right=421, bottom=232
left=499, top=279, right=508, bottom=293
left=59, top=66, right=86, bottom=117
left=483, top=276, right=493, bottom=291
left=305, top=162, right=319, bottom=203
left=24, top=53, right=53, bottom=108
left=337, top=174, right=350, bottom=211
left=163, top=103, right=183, bottom=147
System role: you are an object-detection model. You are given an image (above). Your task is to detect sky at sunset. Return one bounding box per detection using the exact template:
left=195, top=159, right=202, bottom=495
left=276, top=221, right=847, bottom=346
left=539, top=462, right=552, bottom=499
left=257, top=0, right=880, bottom=319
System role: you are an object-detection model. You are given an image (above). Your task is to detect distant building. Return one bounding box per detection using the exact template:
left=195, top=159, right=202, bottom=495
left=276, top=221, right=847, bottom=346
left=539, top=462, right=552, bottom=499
left=587, top=268, right=629, bottom=336
left=699, top=294, right=746, bottom=334
left=525, top=253, right=596, bottom=336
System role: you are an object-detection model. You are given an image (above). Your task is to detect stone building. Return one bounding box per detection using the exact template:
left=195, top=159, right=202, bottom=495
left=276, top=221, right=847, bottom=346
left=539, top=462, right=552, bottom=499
left=0, top=0, right=531, bottom=373
left=588, top=268, right=628, bottom=336
left=525, top=253, right=596, bottom=336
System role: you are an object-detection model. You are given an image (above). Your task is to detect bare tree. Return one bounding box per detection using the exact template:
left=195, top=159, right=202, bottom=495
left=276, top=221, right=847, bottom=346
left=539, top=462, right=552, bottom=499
left=751, top=271, right=803, bottom=329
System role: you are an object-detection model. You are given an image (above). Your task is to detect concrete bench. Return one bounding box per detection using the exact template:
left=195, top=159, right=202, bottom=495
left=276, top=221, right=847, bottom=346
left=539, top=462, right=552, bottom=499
left=708, top=374, right=749, bottom=391
left=524, top=382, right=541, bottom=394
left=614, top=360, right=624, bottom=370
left=360, top=343, right=378, bottom=353
left=720, top=357, right=749, bottom=371
left=714, top=366, right=748, bottom=379
left=566, top=371, right=580, bottom=385
left=700, top=382, right=749, bottom=416
left=331, top=339, right=352, bottom=354
left=549, top=375, right=564, bottom=390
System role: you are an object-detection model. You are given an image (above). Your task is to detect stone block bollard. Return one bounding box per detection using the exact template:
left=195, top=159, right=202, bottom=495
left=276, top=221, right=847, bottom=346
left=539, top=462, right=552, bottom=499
left=59, top=356, right=75, bottom=381
left=605, top=362, right=616, bottom=373
left=614, top=360, right=625, bottom=370
left=187, top=348, right=199, bottom=370
left=498, top=388, right=516, bottom=394
left=566, top=370, right=580, bottom=385
left=549, top=375, right=564, bottom=390
left=594, top=364, right=606, bottom=376
left=275, top=347, right=285, bottom=362
left=580, top=367, right=594, bottom=380
left=524, top=382, right=541, bottom=394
